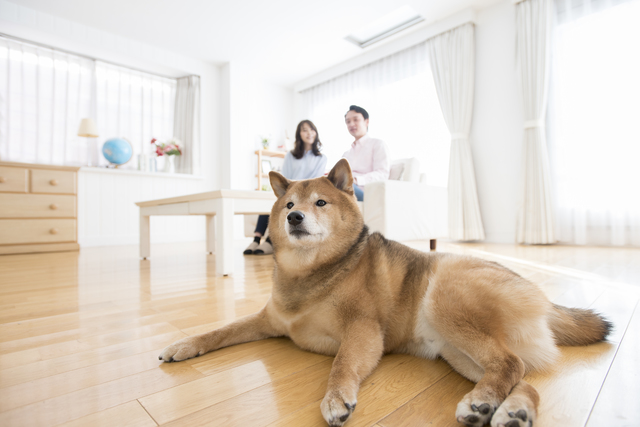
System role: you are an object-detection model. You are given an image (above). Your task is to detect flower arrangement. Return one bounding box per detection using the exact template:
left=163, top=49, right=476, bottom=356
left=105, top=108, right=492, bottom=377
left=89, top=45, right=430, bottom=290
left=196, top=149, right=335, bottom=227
left=151, top=137, right=183, bottom=156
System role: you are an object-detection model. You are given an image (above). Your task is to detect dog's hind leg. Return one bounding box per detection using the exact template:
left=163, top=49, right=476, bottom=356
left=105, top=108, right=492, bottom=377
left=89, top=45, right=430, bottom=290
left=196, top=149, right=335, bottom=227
left=444, top=348, right=539, bottom=427
left=490, top=380, right=539, bottom=427
left=440, top=343, right=484, bottom=383
left=449, top=336, right=527, bottom=427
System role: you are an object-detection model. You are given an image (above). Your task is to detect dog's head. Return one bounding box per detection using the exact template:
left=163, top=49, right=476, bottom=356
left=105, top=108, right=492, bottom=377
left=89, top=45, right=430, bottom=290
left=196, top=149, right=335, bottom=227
left=268, top=159, right=364, bottom=263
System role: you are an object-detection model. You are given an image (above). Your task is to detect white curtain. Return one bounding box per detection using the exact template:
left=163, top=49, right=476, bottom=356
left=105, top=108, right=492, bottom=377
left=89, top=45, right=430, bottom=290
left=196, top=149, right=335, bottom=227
left=427, top=23, right=485, bottom=241
left=95, top=62, right=176, bottom=169
left=0, top=36, right=184, bottom=172
left=515, top=0, right=556, bottom=244
left=0, top=37, right=94, bottom=165
left=173, top=75, right=200, bottom=175
left=548, top=0, right=640, bottom=246
left=300, top=41, right=451, bottom=188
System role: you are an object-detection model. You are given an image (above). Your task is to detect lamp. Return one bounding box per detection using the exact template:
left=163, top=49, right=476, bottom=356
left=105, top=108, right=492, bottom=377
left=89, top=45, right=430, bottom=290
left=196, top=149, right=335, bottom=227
left=77, top=118, right=98, bottom=137
left=78, top=118, right=98, bottom=166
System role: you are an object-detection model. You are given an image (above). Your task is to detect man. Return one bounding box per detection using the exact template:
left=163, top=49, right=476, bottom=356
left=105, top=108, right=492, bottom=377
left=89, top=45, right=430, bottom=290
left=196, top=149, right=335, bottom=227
left=342, top=105, right=390, bottom=201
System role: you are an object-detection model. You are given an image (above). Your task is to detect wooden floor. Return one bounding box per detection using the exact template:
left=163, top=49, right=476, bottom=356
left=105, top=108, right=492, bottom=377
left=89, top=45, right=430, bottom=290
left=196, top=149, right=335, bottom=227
left=1, top=240, right=639, bottom=427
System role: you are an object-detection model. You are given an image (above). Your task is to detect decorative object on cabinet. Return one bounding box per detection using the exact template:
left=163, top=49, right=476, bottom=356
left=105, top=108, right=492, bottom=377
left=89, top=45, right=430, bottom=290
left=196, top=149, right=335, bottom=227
left=151, top=137, right=183, bottom=173
left=102, top=137, right=133, bottom=167
left=0, top=161, right=80, bottom=255
left=255, top=149, right=285, bottom=191
left=137, top=154, right=157, bottom=172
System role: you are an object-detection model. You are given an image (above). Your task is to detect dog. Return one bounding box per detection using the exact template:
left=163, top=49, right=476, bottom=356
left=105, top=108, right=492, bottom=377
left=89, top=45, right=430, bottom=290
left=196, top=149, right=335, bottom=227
left=159, top=159, right=612, bottom=427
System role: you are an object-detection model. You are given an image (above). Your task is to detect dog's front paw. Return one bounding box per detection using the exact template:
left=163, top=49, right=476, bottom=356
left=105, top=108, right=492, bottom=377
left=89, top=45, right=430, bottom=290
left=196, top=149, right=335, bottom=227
left=158, top=336, right=207, bottom=362
left=321, top=389, right=357, bottom=426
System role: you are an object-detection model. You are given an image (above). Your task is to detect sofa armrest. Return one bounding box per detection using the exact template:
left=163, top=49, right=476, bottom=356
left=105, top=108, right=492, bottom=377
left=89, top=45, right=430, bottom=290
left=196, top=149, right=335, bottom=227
left=364, top=180, right=448, bottom=242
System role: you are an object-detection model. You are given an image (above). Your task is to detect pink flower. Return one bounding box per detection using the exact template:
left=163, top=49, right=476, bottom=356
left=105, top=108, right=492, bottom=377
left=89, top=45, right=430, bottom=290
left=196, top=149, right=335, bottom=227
left=151, top=138, right=157, bottom=144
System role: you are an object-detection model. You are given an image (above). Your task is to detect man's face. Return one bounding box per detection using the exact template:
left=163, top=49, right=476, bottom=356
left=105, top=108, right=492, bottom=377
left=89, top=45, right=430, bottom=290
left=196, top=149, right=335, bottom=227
left=345, top=110, right=369, bottom=139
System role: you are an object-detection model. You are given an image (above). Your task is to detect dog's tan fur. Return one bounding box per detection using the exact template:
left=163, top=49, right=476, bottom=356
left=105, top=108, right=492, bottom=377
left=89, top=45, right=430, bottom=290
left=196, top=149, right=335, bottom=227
left=159, top=159, right=612, bottom=427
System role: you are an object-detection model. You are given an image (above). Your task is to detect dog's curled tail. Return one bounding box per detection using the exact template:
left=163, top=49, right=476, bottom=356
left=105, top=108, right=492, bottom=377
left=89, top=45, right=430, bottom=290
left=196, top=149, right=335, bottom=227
left=548, top=304, right=613, bottom=346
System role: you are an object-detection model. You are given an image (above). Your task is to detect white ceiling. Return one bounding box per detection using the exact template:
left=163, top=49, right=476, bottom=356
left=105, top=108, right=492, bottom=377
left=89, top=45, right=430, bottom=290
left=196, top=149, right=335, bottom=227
left=10, top=0, right=499, bottom=86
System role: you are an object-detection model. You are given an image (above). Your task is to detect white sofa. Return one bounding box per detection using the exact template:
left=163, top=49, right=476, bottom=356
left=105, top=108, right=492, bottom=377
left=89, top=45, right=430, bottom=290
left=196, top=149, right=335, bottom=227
left=358, top=158, right=448, bottom=246
left=244, top=157, right=448, bottom=246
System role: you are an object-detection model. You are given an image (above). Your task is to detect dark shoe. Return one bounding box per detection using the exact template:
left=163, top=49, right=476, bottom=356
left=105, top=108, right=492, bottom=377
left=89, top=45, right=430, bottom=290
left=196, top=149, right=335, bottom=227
left=243, top=241, right=260, bottom=255
left=253, top=240, right=273, bottom=255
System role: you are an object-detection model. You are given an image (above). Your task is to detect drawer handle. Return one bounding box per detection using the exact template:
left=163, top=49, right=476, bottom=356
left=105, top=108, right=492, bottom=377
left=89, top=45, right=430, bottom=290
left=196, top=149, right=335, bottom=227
left=50, top=203, right=58, bottom=210
left=50, top=179, right=58, bottom=186
left=0, top=176, right=5, bottom=183
left=50, top=228, right=59, bottom=235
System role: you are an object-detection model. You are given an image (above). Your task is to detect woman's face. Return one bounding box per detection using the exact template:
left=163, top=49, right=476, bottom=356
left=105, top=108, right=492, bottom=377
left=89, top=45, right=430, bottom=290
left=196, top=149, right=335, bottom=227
left=300, top=123, right=317, bottom=146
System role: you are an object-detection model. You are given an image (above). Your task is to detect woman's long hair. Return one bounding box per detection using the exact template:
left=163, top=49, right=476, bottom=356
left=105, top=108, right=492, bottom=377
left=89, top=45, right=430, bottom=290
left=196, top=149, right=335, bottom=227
left=292, top=120, right=322, bottom=159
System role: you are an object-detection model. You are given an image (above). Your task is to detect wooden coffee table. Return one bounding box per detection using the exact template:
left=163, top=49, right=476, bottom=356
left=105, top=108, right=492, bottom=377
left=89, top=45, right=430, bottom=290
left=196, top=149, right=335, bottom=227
left=136, top=190, right=276, bottom=276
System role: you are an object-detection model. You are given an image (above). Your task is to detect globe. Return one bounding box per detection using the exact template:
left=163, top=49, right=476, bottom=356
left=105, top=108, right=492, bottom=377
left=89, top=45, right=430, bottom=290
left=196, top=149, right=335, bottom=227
left=102, top=138, right=133, bottom=166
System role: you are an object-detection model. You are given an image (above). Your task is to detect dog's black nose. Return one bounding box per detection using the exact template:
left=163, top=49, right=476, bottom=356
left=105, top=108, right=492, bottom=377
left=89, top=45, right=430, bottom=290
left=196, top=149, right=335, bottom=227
left=287, top=211, right=305, bottom=226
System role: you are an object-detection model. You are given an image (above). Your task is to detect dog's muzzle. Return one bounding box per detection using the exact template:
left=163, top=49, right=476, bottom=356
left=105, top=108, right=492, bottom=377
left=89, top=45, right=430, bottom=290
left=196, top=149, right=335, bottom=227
left=287, top=210, right=310, bottom=238
left=287, top=211, right=305, bottom=226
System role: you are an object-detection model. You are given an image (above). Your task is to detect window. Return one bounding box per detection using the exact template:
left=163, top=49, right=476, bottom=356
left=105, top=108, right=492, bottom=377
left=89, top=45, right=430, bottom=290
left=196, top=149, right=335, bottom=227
left=0, top=36, right=178, bottom=170
left=300, top=43, right=450, bottom=187
left=548, top=0, right=640, bottom=245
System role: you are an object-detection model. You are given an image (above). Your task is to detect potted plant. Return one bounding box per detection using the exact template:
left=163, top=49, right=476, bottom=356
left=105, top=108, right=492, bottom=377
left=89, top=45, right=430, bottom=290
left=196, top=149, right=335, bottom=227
left=151, top=137, right=183, bottom=173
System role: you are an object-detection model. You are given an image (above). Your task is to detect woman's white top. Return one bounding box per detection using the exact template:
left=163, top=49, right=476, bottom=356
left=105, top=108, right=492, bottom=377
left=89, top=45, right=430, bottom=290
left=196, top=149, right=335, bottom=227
left=281, top=150, right=327, bottom=180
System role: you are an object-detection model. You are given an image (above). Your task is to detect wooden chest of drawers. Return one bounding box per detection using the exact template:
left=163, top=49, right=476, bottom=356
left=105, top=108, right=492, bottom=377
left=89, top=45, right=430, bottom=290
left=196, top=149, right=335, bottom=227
left=0, top=161, right=80, bottom=255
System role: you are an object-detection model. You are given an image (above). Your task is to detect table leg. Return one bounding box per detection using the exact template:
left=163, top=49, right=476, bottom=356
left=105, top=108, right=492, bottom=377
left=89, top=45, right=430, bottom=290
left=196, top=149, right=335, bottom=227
left=140, top=214, right=150, bottom=259
left=214, top=198, right=234, bottom=276
left=206, top=215, right=215, bottom=255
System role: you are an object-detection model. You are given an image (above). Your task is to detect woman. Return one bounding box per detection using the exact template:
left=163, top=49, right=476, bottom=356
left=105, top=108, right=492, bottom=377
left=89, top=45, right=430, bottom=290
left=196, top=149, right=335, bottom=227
left=245, top=120, right=327, bottom=255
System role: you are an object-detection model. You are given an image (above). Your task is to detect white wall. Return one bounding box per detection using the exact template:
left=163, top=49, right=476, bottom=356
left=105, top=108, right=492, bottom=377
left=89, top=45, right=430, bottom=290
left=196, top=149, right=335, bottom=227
left=218, top=64, right=294, bottom=236
left=292, top=1, right=524, bottom=243
left=221, top=64, right=295, bottom=192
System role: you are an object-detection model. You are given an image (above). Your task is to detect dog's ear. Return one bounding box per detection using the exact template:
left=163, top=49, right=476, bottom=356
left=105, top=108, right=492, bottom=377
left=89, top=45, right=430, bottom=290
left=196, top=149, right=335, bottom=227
left=327, top=159, right=354, bottom=194
left=269, top=171, right=291, bottom=198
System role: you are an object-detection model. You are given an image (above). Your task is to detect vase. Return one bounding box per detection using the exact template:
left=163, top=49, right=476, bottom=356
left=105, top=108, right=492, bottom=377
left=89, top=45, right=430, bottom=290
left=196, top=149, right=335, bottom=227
left=162, top=155, right=176, bottom=173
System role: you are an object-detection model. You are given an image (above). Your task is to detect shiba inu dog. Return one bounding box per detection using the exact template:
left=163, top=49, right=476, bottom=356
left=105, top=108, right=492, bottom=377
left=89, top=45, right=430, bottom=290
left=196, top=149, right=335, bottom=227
left=159, top=159, right=612, bottom=427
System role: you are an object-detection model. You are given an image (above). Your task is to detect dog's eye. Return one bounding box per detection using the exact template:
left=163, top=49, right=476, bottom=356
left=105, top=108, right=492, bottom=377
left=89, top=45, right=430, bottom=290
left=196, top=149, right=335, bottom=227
left=286, top=202, right=294, bottom=209
left=316, top=200, right=327, bottom=207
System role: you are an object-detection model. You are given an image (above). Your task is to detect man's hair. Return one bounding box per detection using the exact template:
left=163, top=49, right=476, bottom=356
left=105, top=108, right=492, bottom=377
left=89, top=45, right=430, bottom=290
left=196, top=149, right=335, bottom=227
left=345, top=105, right=369, bottom=120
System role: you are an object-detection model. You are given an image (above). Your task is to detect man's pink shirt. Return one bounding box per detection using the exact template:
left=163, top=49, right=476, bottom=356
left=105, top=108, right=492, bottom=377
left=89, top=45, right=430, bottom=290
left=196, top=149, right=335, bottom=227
left=342, top=134, right=390, bottom=186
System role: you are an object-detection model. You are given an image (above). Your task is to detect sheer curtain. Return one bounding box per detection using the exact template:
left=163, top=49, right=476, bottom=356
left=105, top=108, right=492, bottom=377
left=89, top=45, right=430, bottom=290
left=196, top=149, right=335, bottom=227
left=0, top=37, right=94, bottom=165
left=515, top=0, right=556, bottom=244
left=173, top=75, right=200, bottom=175
left=548, top=0, right=640, bottom=246
left=300, top=41, right=451, bottom=188
left=427, top=23, right=485, bottom=241
left=95, top=62, right=176, bottom=169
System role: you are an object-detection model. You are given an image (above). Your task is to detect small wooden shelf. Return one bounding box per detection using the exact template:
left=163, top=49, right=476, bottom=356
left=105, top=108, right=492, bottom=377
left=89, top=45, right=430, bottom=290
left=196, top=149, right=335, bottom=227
left=255, top=149, right=286, bottom=191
